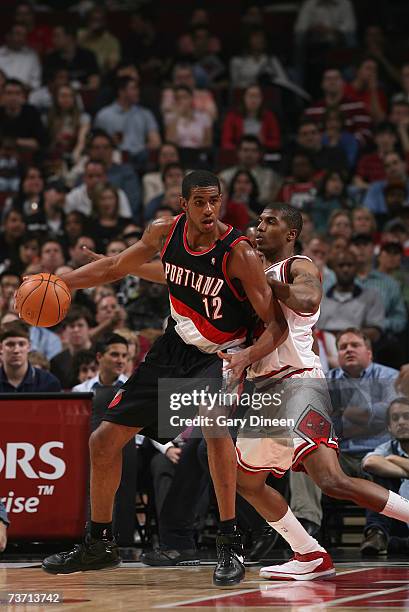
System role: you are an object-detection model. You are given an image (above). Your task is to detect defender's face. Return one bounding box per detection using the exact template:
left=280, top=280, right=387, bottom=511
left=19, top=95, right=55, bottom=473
left=256, top=210, right=291, bottom=255
left=183, top=186, right=222, bottom=234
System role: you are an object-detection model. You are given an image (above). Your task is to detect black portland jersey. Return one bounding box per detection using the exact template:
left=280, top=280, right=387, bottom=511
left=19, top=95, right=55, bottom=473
left=161, top=214, right=253, bottom=353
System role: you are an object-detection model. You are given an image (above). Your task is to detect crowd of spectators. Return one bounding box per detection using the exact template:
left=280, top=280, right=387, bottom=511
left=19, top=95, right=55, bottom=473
left=2, top=0, right=409, bottom=558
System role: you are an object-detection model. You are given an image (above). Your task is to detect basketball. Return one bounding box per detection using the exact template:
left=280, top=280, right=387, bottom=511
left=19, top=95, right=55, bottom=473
left=15, top=273, right=71, bottom=328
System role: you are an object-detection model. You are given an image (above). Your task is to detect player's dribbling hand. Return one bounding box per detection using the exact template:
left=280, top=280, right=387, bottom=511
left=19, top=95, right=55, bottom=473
left=217, top=348, right=251, bottom=380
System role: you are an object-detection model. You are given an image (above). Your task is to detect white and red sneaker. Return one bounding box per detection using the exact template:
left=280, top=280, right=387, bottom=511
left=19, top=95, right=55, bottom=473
left=259, top=551, right=335, bottom=581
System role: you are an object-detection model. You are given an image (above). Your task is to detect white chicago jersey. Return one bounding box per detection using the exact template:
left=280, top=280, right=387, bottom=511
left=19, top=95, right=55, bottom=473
left=247, top=255, right=322, bottom=384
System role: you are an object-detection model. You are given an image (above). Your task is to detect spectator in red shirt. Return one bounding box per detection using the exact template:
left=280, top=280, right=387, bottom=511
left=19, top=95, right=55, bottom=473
left=344, top=56, right=387, bottom=123
left=355, top=122, right=399, bottom=188
left=221, top=85, right=281, bottom=150
left=278, top=151, right=317, bottom=210
left=305, top=67, right=372, bottom=147
left=14, top=2, right=53, bottom=57
left=221, top=170, right=260, bottom=229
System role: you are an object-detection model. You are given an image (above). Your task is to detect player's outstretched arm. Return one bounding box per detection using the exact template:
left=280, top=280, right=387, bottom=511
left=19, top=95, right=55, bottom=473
left=82, top=247, right=167, bottom=285
left=266, top=258, right=322, bottom=315
left=60, top=218, right=173, bottom=291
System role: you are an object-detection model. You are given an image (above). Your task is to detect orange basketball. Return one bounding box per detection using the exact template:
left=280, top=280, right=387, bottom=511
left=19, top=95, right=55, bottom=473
left=15, top=273, right=71, bottom=327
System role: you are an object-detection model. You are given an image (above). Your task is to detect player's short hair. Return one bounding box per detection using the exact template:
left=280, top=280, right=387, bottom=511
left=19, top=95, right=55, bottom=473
left=0, top=321, right=30, bottom=342
left=336, top=327, right=371, bottom=349
left=182, top=170, right=220, bottom=200
left=386, top=397, right=409, bottom=423
left=263, top=203, right=303, bottom=239
left=95, top=334, right=128, bottom=355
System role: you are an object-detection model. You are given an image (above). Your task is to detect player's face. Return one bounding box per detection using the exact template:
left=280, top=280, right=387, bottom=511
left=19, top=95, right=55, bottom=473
left=389, top=403, right=409, bottom=440
left=256, top=210, right=293, bottom=255
left=183, top=186, right=222, bottom=234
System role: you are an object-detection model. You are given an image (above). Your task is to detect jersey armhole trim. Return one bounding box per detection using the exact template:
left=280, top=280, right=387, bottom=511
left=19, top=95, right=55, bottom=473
left=221, top=236, right=252, bottom=302
left=160, top=213, right=184, bottom=259
left=281, top=255, right=319, bottom=315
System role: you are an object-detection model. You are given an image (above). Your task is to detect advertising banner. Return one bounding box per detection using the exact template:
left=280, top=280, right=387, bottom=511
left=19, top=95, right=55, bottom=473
left=0, top=394, right=92, bottom=539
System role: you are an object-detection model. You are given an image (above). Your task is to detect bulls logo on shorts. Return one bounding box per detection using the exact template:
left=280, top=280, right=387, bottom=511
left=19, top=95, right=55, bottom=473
left=294, top=405, right=333, bottom=441
left=108, top=389, right=124, bottom=409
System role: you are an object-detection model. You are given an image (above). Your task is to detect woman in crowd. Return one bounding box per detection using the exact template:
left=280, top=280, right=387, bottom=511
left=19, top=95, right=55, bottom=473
left=10, top=233, right=40, bottom=275
left=221, top=170, right=261, bottom=230
left=311, top=170, right=352, bottom=232
left=321, top=109, right=359, bottom=170
left=328, top=209, right=353, bottom=241
left=0, top=209, right=26, bottom=265
left=164, top=85, right=213, bottom=149
left=229, top=28, right=289, bottom=90
left=221, top=84, right=280, bottom=150
left=91, top=184, right=128, bottom=253
left=63, top=211, right=90, bottom=248
left=9, top=166, right=45, bottom=219
left=47, top=84, right=90, bottom=163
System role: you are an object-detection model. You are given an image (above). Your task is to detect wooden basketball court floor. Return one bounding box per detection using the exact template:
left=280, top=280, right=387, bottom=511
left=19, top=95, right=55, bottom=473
left=1, top=560, right=409, bottom=610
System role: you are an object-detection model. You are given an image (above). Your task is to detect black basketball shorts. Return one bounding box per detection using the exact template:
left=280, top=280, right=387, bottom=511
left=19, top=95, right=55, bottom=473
left=102, top=327, right=224, bottom=440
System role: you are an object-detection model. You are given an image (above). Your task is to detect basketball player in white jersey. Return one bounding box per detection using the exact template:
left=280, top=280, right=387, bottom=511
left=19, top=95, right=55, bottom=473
left=227, top=203, right=409, bottom=581
left=84, top=204, right=409, bottom=581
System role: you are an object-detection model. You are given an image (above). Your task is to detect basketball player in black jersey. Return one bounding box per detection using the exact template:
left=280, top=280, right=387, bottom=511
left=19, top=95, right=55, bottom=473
left=105, top=203, right=409, bottom=581
left=41, top=171, right=288, bottom=586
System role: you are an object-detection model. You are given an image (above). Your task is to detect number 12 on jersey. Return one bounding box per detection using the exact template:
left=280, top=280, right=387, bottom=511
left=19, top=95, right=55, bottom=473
left=202, top=296, right=222, bottom=320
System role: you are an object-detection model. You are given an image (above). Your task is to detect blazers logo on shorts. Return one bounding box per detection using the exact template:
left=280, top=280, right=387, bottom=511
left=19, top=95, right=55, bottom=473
left=108, top=389, right=124, bottom=409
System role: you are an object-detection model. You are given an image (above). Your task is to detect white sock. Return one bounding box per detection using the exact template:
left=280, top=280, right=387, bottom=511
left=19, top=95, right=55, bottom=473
left=268, top=508, right=325, bottom=555
left=381, top=491, right=409, bottom=522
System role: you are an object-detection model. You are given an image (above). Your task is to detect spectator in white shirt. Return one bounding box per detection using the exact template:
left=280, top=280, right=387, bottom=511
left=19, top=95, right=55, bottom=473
left=230, top=28, right=291, bottom=90
left=0, top=23, right=41, bottom=90
left=161, top=63, right=217, bottom=122
left=65, top=160, right=132, bottom=219
left=72, top=333, right=128, bottom=392
left=294, top=0, right=357, bottom=45
left=164, top=85, right=212, bottom=149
